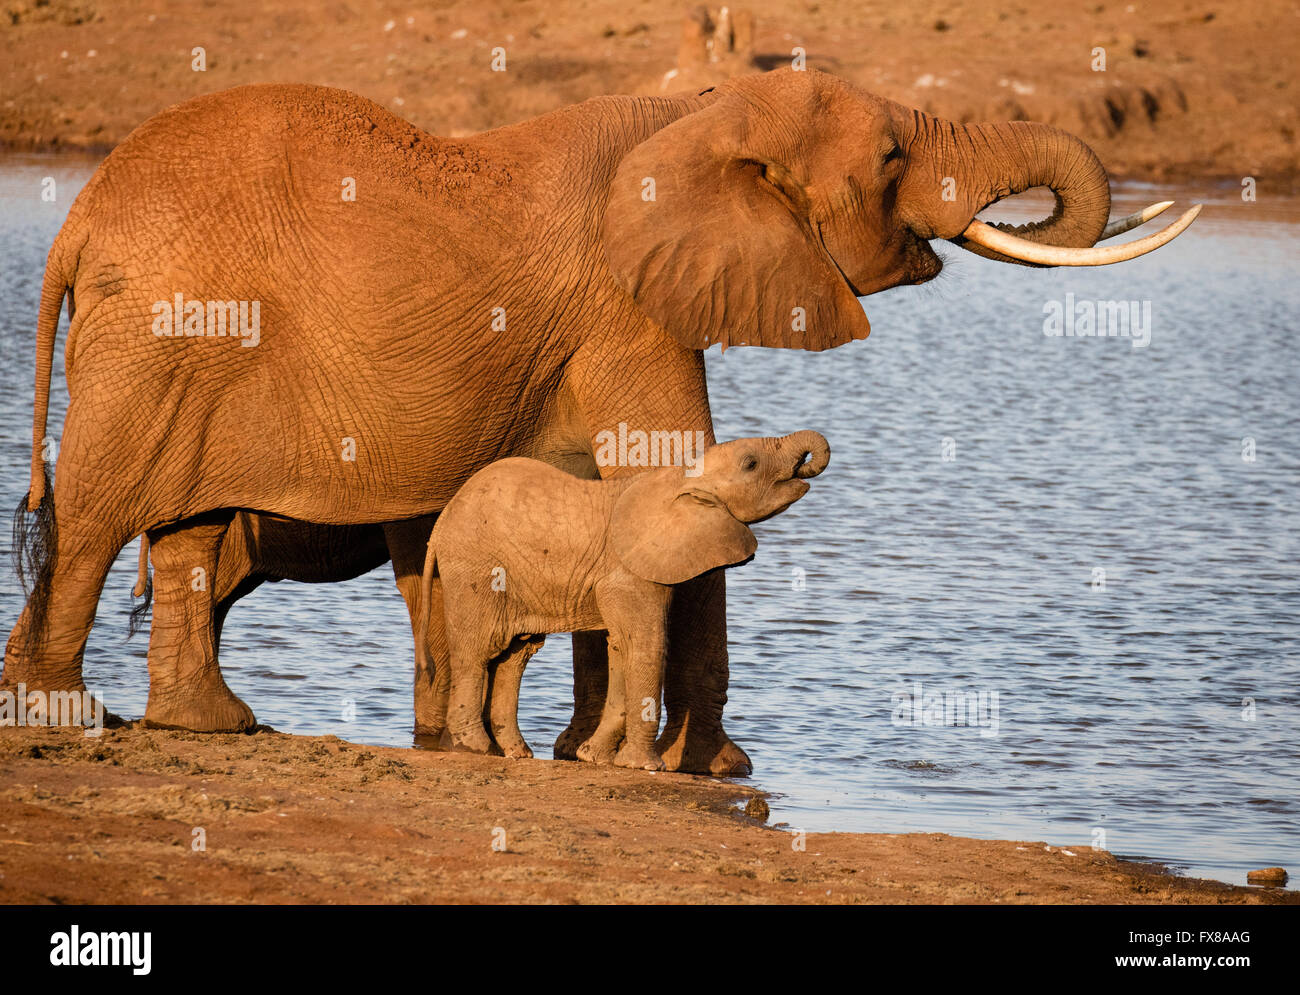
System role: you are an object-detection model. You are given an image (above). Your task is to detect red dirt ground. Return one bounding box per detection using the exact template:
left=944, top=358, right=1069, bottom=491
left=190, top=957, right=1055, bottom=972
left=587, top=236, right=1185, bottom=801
left=1, top=0, right=1295, bottom=185
left=2, top=725, right=1294, bottom=904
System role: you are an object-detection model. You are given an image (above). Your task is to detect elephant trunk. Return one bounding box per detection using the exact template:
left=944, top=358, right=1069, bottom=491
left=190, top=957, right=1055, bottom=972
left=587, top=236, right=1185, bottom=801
left=897, top=112, right=1111, bottom=264
left=782, top=431, right=830, bottom=479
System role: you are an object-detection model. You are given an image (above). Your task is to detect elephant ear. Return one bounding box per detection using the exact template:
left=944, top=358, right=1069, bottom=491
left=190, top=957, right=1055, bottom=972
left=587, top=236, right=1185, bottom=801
left=611, top=471, right=757, bottom=585
left=601, top=93, right=871, bottom=352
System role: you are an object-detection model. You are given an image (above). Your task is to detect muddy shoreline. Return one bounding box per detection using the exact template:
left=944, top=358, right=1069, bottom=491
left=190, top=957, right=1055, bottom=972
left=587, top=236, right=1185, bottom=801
left=1, top=0, right=1296, bottom=187
left=0, top=724, right=1292, bottom=904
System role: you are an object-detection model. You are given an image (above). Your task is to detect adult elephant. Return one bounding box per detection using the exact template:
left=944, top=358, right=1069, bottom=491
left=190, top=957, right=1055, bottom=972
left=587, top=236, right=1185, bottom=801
left=4, top=68, right=1194, bottom=775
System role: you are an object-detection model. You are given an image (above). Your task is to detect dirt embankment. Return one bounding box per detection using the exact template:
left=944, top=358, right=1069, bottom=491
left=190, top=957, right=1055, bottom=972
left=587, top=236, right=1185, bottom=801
left=0, top=0, right=1295, bottom=185
left=0, top=724, right=1293, bottom=904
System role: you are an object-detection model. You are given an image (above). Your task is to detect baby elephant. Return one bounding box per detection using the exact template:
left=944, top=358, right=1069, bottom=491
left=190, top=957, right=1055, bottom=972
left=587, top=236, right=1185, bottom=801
left=416, top=431, right=830, bottom=770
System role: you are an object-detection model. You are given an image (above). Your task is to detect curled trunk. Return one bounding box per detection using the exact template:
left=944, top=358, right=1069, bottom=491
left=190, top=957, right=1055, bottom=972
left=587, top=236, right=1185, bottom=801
left=897, top=113, right=1112, bottom=264
left=782, top=430, right=831, bottom=479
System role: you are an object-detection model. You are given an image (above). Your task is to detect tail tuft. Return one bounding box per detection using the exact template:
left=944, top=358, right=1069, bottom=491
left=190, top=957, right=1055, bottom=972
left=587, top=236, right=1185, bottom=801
left=127, top=534, right=152, bottom=639
left=128, top=576, right=153, bottom=640
left=11, top=465, right=57, bottom=658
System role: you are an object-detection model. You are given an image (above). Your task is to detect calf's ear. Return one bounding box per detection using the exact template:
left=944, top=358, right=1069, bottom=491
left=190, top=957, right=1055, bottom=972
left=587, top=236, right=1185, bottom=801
left=611, top=473, right=757, bottom=585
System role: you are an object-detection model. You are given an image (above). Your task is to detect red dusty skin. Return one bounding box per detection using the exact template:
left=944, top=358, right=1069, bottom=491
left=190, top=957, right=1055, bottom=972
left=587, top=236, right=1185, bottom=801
left=895, top=109, right=1112, bottom=263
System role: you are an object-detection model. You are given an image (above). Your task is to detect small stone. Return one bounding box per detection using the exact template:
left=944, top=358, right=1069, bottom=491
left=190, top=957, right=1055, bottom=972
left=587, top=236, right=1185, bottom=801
left=1246, top=867, right=1288, bottom=886
left=744, top=796, right=769, bottom=822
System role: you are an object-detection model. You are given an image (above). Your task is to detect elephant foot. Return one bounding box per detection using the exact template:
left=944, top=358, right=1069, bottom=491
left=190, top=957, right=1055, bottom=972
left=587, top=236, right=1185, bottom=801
left=575, top=731, right=619, bottom=766
left=143, top=686, right=256, bottom=734
left=0, top=677, right=116, bottom=729
left=553, top=728, right=581, bottom=761
left=614, top=741, right=666, bottom=772
left=413, top=685, right=447, bottom=741
left=449, top=725, right=496, bottom=755
left=413, top=728, right=456, bottom=752
left=657, top=727, right=753, bottom=777
left=553, top=714, right=602, bottom=761
left=490, top=725, right=533, bottom=760
left=499, top=740, right=533, bottom=760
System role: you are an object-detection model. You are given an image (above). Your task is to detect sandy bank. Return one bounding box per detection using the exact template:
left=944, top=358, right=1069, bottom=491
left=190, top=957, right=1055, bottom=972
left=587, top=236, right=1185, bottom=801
left=0, top=0, right=1295, bottom=185
left=0, top=724, right=1292, bottom=904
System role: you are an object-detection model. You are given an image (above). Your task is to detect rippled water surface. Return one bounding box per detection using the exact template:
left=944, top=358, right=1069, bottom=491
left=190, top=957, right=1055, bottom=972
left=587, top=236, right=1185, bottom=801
left=2, top=155, right=1297, bottom=888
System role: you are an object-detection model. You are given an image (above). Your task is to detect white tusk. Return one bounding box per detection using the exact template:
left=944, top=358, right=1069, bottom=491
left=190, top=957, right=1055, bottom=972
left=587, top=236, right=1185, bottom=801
left=1100, top=200, right=1174, bottom=241
left=957, top=204, right=1202, bottom=266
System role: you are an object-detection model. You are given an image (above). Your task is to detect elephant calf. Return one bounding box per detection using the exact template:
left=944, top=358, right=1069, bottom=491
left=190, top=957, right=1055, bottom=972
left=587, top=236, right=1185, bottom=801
left=416, top=431, right=830, bottom=770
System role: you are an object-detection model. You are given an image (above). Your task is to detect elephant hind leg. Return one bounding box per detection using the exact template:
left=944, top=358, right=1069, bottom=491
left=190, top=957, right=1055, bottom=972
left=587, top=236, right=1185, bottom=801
left=656, top=571, right=752, bottom=777
left=2, top=501, right=132, bottom=710
left=486, top=635, right=543, bottom=759
left=142, top=513, right=255, bottom=733
left=443, top=621, right=496, bottom=755
left=8, top=465, right=57, bottom=664
left=382, top=517, right=449, bottom=741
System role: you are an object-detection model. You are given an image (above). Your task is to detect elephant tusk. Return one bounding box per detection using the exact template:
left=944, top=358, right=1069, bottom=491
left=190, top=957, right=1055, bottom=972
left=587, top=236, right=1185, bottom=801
left=1099, top=200, right=1174, bottom=241
left=955, top=204, right=1202, bottom=266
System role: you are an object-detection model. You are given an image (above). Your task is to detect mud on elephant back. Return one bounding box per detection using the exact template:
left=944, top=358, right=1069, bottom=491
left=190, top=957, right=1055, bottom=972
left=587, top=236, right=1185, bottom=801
left=2, top=68, right=1198, bottom=777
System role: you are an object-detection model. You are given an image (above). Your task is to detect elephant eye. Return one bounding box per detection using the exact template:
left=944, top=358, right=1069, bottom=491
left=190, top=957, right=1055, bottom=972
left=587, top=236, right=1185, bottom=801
left=742, top=455, right=758, bottom=471
left=882, top=142, right=903, bottom=165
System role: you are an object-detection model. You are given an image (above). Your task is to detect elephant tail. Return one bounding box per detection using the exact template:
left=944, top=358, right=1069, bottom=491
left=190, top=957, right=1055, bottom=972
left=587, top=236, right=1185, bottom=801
left=11, top=236, right=73, bottom=657
left=128, top=534, right=153, bottom=639
left=414, top=531, right=439, bottom=676
left=27, top=237, right=72, bottom=513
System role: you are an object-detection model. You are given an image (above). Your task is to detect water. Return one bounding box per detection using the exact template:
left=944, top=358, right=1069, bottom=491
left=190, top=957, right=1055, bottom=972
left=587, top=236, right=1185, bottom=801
left=2, top=154, right=1297, bottom=888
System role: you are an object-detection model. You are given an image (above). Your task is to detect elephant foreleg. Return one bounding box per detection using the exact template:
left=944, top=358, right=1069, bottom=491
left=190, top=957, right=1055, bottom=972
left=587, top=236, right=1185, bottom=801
left=657, top=571, right=752, bottom=777
left=554, top=631, right=610, bottom=759
left=142, top=513, right=256, bottom=732
left=612, top=619, right=668, bottom=773
left=382, top=517, right=450, bottom=741
left=574, top=633, right=626, bottom=766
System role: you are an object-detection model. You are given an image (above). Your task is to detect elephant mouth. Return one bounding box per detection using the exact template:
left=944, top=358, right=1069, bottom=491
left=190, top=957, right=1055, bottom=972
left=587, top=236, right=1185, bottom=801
left=817, top=221, right=942, bottom=295
left=904, top=233, right=943, bottom=285
left=862, top=229, right=944, bottom=294
left=746, top=480, right=810, bottom=526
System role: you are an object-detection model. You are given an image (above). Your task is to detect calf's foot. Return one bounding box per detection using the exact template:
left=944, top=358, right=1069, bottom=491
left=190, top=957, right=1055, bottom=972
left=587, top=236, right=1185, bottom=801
left=575, top=718, right=624, bottom=765
left=490, top=721, right=532, bottom=760
left=450, top=724, right=496, bottom=755
left=554, top=713, right=602, bottom=761
left=614, top=741, right=665, bottom=772
left=499, top=739, right=533, bottom=760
